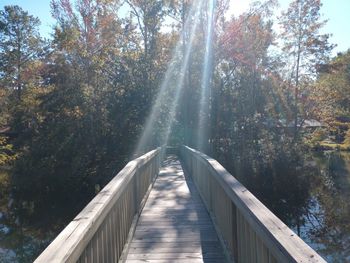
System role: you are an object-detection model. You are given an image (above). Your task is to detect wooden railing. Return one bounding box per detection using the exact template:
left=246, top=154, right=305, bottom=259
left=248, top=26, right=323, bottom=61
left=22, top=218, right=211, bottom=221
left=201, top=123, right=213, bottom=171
left=180, top=146, right=325, bottom=263
left=35, top=147, right=163, bottom=263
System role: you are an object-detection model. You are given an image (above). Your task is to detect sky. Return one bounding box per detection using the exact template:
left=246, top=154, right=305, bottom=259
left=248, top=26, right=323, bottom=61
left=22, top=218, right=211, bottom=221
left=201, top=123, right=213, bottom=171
left=0, top=0, right=349, bottom=55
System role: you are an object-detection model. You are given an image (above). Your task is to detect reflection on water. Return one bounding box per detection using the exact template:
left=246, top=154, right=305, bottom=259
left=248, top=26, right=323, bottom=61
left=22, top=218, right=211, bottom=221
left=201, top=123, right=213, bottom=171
left=226, top=150, right=350, bottom=262
left=0, top=231, right=53, bottom=263
left=256, top=151, right=350, bottom=262
left=300, top=151, right=350, bottom=262
left=0, top=169, right=56, bottom=263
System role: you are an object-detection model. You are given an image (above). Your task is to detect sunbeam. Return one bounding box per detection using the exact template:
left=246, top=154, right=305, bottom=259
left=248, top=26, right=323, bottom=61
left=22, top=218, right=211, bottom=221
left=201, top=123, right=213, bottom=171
left=162, top=0, right=204, bottom=147
left=135, top=0, right=204, bottom=155
left=196, top=0, right=215, bottom=152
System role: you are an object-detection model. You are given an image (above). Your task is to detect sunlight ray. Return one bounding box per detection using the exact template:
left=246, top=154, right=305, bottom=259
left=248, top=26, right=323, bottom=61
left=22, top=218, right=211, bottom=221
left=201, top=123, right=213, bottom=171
left=196, top=0, right=215, bottom=152
left=135, top=0, right=204, bottom=154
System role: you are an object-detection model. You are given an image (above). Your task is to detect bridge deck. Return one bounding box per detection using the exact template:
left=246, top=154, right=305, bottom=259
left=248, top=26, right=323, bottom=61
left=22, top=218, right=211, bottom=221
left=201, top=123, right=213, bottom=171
left=124, top=155, right=227, bottom=263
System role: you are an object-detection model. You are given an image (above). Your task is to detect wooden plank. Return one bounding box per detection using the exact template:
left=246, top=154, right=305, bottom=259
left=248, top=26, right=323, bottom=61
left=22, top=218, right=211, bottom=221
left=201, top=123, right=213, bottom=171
left=129, top=241, right=222, bottom=249
left=126, top=252, right=225, bottom=260
left=138, top=219, right=210, bottom=224
left=139, top=213, right=209, bottom=220
left=134, top=226, right=217, bottom=233
left=140, top=208, right=209, bottom=214
left=124, top=260, right=224, bottom=263
left=143, top=200, right=204, bottom=205
left=138, top=220, right=211, bottom=226
left=128, top=246, right=222, bottom=254
left=135, top=223, right=215, bottom=228
left=141, top=206, right=207, bottom=210
left=133, top=232, right=218, bottom=239
left=131, top=236, right=219, bottom=242
left=135, top=225, right=215, bottom=231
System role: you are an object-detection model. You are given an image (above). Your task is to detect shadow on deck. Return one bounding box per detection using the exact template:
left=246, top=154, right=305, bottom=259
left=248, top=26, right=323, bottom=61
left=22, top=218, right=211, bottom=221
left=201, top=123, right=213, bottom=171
left=124, top=155, right=227, bottom=263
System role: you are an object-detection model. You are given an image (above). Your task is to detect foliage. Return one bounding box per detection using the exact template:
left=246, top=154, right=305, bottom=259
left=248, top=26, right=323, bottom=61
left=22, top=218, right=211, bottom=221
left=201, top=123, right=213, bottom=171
left=0, top=136, right=16, bottom=166
left=312, top=50, right=350, bottom=145
left=278, top=0, right=334, bottom=136
left=0, top=5, right=44, bottom=100
left=0, top=0, right=176, bottom=224
left=279, top=0, right=333, bottom=79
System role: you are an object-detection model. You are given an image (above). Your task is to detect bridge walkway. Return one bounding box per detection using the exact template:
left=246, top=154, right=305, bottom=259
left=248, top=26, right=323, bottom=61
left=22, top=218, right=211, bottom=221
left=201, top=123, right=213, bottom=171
left=123, top=155, right=227, bottom=263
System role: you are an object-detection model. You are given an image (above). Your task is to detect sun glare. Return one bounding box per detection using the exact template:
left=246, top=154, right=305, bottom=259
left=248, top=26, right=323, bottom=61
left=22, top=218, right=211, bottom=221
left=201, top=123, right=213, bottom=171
left=226, top=0, right=252, bottom=18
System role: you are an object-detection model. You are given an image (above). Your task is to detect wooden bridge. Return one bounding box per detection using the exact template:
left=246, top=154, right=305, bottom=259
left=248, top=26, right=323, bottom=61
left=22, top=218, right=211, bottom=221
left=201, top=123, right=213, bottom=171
left=35, top=146, right=325, bottom=263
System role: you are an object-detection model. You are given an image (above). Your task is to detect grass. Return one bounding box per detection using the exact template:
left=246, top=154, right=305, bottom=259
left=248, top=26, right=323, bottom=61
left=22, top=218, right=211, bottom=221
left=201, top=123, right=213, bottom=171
left=315, top=141, right=350, bottom=151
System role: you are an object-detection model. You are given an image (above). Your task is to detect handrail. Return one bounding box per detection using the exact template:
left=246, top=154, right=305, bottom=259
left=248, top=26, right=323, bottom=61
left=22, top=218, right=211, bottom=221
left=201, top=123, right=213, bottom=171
left=35, top=147, right=163, bottom=263
left=180, top=145, right=325, bottom=263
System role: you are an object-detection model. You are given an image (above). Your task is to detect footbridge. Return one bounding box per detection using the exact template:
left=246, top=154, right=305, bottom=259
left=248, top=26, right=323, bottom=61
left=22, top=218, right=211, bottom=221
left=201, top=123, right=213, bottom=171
left=35, top=146, right=325, bottom=263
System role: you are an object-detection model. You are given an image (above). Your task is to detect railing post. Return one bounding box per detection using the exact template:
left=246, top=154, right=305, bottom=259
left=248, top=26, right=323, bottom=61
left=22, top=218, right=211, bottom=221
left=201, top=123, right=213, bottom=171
left=231, top=202, right=238, bottom=262
left=208, top=169, right=213, bottom=212
left=134, top=169, right=139, bottom=213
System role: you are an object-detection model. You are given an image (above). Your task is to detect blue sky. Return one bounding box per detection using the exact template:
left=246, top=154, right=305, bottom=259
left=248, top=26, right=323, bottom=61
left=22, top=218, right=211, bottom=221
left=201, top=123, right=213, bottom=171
left=0, top=0, right=54, bottom=37
left=320, top=0, right=350, bottom=54
left=1, top=0, right=349, bottom=55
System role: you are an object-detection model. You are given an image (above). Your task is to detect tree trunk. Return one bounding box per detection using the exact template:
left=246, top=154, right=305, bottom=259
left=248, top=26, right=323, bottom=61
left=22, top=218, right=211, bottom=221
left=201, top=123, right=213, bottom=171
left=294, top=0, right=302, bottom=139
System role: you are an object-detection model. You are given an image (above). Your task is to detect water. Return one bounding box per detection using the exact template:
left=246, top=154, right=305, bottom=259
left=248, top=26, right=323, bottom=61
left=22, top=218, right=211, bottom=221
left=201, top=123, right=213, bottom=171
left=0, top=169, right=58, bottom=263
left=250, top=150, right=350, bottom=262
left=0, top=229, right=54, bottom=263
left=297, top=151, right=350, bottom=262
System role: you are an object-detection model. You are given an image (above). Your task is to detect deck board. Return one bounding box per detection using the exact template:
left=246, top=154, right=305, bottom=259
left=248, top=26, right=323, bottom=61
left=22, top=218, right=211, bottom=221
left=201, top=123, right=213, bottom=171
left=124, top=155, right=227, bottom=263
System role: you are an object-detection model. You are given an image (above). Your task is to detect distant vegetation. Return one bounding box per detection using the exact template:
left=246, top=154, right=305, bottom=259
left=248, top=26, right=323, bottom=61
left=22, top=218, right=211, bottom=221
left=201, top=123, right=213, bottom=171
left=0, top=0, right=348, bottom=232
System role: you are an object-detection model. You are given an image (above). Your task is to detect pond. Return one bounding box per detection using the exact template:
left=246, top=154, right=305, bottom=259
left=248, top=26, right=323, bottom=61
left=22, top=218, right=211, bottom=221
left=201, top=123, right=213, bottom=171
left=249, top=151, right=350, bottom=262
left=224, top=150, right=350, bottom=262
left=0, top=168, right=58, bottom=263
left=0, top=151, right=349, bottom=262
left=297, top=151, right=350, bottom=262
left=0, top=230, right=54, bottom=263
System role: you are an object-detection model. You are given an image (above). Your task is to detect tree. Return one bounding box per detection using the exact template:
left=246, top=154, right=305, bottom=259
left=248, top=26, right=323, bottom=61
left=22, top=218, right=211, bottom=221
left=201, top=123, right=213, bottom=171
left=313, top=50, right=350, bottom=144
left=124, top=0, right=174, bottom=105
left=0, top=5, right=43, bottom=100
left=0, top=5, right=48, bottom=158
left=213, top=1, right=276, bottom=161
left=279, top=0, right=334, bottom=137
left=205, top=2, right=314, bottom=232
left=10, top=0, right=126, bottom=220
left=10, top=0, right=175, bottom=222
